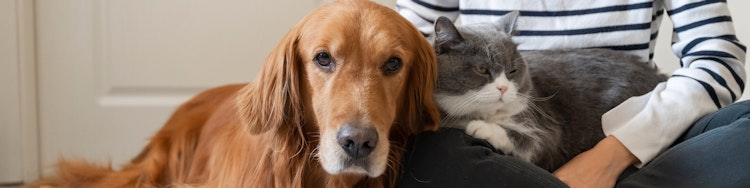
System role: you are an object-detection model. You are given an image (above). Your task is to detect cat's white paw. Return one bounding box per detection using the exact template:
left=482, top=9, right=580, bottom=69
left=466, top=120, right=515, bottom=154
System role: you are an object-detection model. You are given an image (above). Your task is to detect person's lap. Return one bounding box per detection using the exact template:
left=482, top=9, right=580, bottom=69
left=616, top=101, right=750, bottom=187
left=397, top=127, right=568, bottom=187
left=398, top=101, right=750, bottom=187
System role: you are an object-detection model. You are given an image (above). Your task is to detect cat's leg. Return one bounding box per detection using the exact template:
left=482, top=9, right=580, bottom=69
left=466, top=120, right=543, bottom=162
left=465, top=120, right=518, bottom=158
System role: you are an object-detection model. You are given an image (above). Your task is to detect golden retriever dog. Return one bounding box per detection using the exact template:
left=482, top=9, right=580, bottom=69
left=28, top=0, right=439, bottom=187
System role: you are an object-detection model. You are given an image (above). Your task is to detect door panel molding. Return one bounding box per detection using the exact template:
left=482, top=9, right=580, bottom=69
left=0, top=0, right=38, bottom=184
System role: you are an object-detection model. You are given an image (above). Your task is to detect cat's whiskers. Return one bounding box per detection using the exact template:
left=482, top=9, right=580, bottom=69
left=517, top=93, right=560, bottom=124
left=511, top=56, right=524, bottom=63
left=440, top=92, right=481, bottom=126
left=520, top=91, right=556, bottom=102
left=475, top=90, right=502, bottom=101
left=444, top=89, right=506, bottom=124
left=458, top=95, right=488, bottom=116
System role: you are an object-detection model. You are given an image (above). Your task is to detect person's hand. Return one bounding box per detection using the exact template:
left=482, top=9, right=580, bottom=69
left=553, top=136, right=638, bottom=188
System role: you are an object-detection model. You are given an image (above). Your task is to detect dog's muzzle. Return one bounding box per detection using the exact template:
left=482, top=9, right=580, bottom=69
left=337, top=125, right=378, bottom=159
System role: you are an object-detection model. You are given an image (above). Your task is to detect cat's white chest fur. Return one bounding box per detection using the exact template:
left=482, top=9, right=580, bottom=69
left=436, top=73, right=540, bottom=162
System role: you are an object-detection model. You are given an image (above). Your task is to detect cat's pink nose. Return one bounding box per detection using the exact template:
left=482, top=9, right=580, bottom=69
left=498, top=86, right=508, bottom=95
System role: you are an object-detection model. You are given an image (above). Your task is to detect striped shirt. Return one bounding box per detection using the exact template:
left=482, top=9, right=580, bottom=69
left=397, top=0, right=746, bottom=167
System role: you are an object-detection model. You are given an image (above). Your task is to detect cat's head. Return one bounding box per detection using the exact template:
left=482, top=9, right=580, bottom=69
left=432, top=12, right=533, bottom=118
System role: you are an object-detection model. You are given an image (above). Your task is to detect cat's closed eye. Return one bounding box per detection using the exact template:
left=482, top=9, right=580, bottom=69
left=475, top=66, right=489, bottom=75
left=508, top=69, right=518, bottom=75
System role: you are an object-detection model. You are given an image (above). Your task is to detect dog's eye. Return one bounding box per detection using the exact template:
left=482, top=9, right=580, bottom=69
left=314, top=52, right=334, bottom=72
left=382, top=57, right=402, bottom=75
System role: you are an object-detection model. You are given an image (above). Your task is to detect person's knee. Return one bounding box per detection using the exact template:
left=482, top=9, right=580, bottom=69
left=698, top=100, right=750, bottom=125
left=681, top=100, right=750, bottom=141
left=730, top=117, right=750, bottom=131
left=727, top=100, right=750, bottom=115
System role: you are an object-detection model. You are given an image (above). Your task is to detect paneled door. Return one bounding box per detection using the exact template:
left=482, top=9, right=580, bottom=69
left=35, top=0, right=318, bottom=175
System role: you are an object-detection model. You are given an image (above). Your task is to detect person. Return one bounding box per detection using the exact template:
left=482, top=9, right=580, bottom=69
left=394, top=0, right=749, bottom=187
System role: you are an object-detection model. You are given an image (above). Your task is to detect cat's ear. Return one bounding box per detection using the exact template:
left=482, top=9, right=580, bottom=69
left=497, top=11, right=520, bottom=35
left=434, top=16, right=463, bottom=53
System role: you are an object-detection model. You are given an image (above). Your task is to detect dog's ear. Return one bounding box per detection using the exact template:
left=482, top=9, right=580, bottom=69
left=235, top=25, right=304, bottom=135
left=402, top=31, right=441, bottom=133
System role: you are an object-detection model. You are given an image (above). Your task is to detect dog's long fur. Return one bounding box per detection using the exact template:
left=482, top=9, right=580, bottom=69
left=28, top=0, right=439, bottom=187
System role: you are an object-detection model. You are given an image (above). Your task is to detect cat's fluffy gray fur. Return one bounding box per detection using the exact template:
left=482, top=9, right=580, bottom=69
left=432, top=12, right=667, bottom=171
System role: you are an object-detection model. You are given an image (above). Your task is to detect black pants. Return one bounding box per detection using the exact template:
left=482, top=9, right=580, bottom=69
left=398, top=101, right=750, bottom=188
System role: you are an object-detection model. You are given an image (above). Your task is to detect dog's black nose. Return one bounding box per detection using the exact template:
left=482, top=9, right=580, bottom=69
left=337, top=125, right=378, bottom=159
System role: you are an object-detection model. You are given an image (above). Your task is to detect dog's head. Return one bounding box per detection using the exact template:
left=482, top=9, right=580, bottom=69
left=237, top=0, right=439, bottom=180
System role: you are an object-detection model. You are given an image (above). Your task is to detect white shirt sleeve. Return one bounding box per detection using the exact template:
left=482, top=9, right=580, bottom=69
left=602, top=0, right=746, bottom=167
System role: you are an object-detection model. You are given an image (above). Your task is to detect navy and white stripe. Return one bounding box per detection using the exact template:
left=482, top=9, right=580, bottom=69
left=397, top=0, right=746, bottom=166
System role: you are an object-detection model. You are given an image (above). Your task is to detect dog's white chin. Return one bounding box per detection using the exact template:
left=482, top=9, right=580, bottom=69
left=318, top=130, right=389, bottom=177
left=320, top=159, right=387, bottom=177
left=339, top=164, right=385, bottom=177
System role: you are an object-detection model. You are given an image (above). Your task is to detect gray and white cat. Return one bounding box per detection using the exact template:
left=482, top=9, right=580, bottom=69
left=432, top=12, right=667, bottom=171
